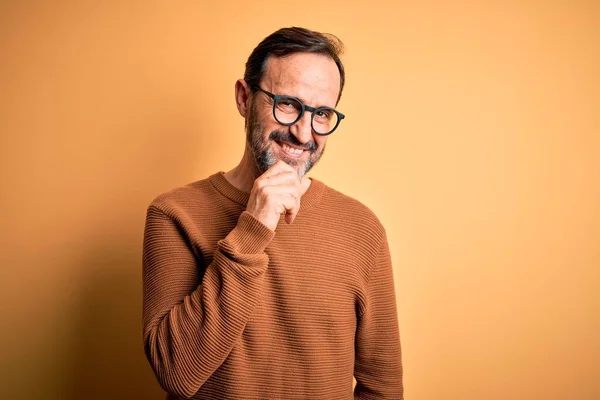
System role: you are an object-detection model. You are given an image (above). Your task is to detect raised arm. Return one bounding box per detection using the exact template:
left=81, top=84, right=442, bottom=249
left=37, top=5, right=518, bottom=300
left=142, top=207, right=274, bottom=399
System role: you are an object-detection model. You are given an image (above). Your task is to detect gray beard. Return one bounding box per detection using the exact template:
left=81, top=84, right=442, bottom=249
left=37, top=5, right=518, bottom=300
left=246, top=102, right=323, bottom=178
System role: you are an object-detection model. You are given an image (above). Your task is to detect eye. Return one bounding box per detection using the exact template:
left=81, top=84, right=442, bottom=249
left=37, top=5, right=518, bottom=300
left=315, top=109, right=333, bottom=120
left=276, top=97, right=302, bottom=114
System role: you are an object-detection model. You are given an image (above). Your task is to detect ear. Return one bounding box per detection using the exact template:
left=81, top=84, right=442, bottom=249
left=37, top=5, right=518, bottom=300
left=234, top=79, right=252, bottom=118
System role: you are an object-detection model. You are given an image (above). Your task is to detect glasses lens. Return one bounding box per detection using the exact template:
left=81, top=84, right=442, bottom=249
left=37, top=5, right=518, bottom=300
left=312, top=108, right=339, bottom=135
left=274, top=97, right=303, bottom=125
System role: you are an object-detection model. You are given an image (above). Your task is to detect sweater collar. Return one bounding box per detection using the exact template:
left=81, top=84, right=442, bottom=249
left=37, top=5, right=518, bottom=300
left=209, top=171, right=324, bottom=212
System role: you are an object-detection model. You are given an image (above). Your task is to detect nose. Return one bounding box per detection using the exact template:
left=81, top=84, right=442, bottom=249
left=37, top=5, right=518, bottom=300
left=289, top=111, right=313, bottom=144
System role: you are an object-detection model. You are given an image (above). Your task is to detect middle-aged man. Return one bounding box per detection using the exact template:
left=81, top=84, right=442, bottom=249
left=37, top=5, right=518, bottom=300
left=142, top=27, right=403, bottom=399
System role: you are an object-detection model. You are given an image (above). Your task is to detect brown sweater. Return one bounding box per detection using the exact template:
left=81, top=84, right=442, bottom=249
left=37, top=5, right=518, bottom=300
left=142, top=172, right=403, bottom=399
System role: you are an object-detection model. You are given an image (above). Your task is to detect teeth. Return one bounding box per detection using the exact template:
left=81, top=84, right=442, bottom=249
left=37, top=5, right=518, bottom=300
left=281, top=143, right=303, bottom=155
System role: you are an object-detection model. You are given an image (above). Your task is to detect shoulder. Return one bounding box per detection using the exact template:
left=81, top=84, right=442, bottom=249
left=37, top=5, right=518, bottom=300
left=146, top=173, right=219, bottom=218
left=314, top=179, right=387, bottom=244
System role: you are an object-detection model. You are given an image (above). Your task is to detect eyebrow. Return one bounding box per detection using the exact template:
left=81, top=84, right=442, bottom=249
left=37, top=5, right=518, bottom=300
left=278, top=91, right=333, bottom=109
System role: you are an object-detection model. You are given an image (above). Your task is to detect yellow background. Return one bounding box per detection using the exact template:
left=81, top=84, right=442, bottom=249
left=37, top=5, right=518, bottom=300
left=1, top=1, right=598, bottom=399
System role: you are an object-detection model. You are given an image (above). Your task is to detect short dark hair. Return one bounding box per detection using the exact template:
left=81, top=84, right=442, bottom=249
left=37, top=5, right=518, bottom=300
left=244, top=27, right=346, bottom=104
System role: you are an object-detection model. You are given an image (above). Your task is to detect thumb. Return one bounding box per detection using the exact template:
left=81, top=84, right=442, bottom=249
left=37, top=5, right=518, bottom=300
left=300, top=175, right=310, bottom=186
left=285, top=211, right=296, bottom=225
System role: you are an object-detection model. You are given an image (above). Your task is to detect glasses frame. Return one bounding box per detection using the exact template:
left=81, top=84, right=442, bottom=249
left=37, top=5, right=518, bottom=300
left=252, top=85, right=345, bottom=136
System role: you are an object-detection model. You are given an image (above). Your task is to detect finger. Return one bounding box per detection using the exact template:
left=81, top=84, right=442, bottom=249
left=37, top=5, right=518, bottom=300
left=268, top=193, right=296, bottom=219
left=261, top=185, right=301, bottom=203
left=253, top=171, right=298, bottom=194
left=285, top=204, right=300, bottom=224
left=258, top=171, right=300, bottom=190
left=283, top=193, right=301, bottom=224
left=261, top=159, right=295, bottom=177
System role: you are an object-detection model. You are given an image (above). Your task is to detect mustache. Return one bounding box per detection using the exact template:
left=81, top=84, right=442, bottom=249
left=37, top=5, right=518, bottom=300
left=269, top=131, right=318, bottom=153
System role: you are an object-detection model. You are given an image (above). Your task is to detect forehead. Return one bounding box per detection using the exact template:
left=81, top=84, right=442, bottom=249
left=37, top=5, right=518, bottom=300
left=261, top=52, right=341, bottom=107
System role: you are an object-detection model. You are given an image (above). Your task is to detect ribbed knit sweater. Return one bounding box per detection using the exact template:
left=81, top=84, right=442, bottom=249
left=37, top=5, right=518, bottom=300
left=142, top=172, right=403, bottom=399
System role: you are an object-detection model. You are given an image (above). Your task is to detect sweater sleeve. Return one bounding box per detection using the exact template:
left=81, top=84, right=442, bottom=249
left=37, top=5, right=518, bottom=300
left=354, top=236, right=404, bottom=399
left=142, top=206, right=274, bottom=399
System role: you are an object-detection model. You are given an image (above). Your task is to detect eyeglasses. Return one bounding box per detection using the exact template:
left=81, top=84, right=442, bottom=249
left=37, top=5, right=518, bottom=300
left=252, top=86, right=345, bottom=136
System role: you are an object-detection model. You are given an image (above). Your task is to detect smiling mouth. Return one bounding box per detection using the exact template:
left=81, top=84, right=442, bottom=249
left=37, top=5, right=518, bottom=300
left=276, top=141, right=307, bottom=157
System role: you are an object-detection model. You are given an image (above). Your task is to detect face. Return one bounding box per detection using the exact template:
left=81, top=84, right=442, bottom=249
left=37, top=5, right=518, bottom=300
left=244, top=53, right=341, bottom=177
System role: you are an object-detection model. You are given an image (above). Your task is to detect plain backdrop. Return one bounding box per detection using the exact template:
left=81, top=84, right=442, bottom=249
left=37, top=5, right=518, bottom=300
left=0, top=1, right=598, bottom=399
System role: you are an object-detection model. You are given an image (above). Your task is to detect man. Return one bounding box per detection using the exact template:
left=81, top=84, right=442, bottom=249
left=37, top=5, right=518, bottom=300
left=142, top=27, right=403, bottom=399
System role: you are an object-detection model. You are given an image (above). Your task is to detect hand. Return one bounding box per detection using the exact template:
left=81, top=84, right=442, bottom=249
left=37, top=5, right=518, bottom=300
left=246, top=160, right=307, bottom=231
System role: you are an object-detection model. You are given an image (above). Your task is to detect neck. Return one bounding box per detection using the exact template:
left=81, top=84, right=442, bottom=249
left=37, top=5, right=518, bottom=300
left=224, top=147, right=261, bottom=193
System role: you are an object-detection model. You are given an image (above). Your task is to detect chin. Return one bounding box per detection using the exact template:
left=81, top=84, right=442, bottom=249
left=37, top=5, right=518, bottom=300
left=279, top=155, right=301, bottom=167
left=278, top=158, right=310, bottom=177
left=254, top=145, right=316, bottom=177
